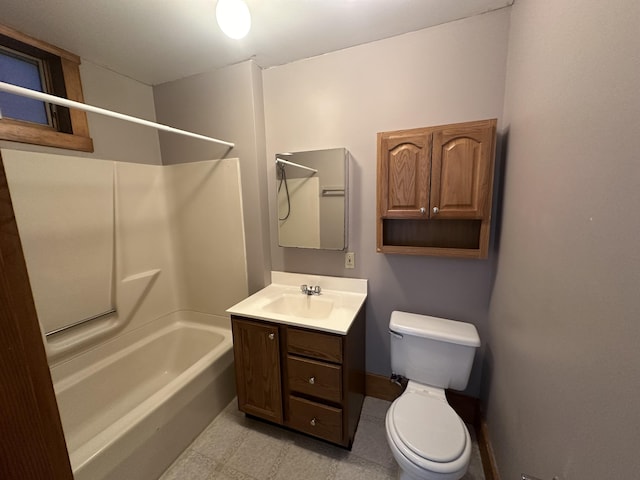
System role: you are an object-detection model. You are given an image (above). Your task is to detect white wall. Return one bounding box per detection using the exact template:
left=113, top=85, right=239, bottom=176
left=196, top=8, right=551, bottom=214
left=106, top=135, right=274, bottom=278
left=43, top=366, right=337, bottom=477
left=486, top=0, right=640, bottom=478
left=262, top=9, right=511, bottom=395
left=153, top=61, right=271, bottom=294
left=4, top=149, right=247, bottom=365
left=0, top=60, right=162, bottom=165
left=164, top=159, right=248, bottom=314
left=111, top=161, right=180, bottom=331
left=4, top=152, right=180, bottom=364
left=3, top=152, right=115, bottom=336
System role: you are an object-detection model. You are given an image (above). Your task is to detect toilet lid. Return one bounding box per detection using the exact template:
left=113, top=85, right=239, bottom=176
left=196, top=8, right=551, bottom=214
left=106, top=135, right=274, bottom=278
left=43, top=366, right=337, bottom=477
left=391, top=392, right=466, bottom=463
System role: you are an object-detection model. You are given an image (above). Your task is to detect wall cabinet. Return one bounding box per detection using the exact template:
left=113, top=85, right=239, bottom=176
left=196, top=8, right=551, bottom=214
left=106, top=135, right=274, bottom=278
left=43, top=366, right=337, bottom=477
left=231, top=309, right=365, bottom=448
left=377, top=118, right=497, bottom=258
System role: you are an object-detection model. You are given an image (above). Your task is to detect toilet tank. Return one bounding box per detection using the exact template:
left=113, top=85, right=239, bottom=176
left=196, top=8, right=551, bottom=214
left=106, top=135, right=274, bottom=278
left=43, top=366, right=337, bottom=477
left=389, top=311, right=480, bottom=391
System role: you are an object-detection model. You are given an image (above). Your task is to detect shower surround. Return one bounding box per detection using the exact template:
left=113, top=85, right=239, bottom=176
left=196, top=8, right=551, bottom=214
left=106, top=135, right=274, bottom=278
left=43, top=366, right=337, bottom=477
left=3, top=149, right=248, bottom=479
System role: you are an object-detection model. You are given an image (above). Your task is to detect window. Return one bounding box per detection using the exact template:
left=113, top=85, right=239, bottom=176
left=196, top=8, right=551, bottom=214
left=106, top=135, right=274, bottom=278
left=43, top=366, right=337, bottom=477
left=0, top=24, right=93, bottom=152
left=0, top=46, right=51, bottom=125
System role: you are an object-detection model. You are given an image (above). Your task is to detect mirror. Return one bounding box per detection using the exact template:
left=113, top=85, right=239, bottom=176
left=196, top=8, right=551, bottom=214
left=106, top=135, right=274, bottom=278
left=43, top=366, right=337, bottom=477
left=276, top=148, right=348, bottom=250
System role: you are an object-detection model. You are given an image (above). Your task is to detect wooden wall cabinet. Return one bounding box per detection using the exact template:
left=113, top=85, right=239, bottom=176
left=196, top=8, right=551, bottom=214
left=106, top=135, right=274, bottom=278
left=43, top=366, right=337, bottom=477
left=377, top=118, right=497, bottom=258
left=231, top=308, right=365, bottom=448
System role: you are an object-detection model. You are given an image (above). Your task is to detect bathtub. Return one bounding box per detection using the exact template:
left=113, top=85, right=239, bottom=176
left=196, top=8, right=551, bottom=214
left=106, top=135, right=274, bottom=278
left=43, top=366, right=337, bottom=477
left=51, top=310, right=235, bottom=480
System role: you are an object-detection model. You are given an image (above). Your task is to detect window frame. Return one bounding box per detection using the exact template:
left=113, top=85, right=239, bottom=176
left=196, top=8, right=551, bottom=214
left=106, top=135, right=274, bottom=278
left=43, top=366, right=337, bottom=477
left=0, top=24, right=93, bottom=152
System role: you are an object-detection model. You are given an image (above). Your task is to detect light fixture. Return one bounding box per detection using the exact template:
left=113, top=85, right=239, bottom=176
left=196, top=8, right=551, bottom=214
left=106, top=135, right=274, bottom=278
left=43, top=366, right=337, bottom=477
left=216, top=0, right=251, bottom=39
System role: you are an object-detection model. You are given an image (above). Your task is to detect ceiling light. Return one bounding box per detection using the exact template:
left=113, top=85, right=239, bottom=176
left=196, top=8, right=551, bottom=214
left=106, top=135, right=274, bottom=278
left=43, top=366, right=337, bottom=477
left=216, top=0, right=251, bottom=40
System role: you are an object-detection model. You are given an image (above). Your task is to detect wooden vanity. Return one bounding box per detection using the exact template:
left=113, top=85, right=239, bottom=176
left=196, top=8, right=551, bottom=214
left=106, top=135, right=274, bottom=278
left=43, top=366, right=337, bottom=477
left=231, top=306, right=365, bottom=448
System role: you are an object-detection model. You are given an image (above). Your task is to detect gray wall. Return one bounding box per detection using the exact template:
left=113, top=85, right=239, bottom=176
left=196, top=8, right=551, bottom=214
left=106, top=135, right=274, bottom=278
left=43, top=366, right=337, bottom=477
left=485, top=0, right=640, bottom=478
left=263, top=9, right=511, bottom=396
left=153, top=61, right=271, bottom=294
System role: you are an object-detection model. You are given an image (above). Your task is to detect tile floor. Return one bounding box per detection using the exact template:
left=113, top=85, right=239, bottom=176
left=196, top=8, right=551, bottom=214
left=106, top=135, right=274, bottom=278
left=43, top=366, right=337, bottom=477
left=160, top=397, right=486, bottom=480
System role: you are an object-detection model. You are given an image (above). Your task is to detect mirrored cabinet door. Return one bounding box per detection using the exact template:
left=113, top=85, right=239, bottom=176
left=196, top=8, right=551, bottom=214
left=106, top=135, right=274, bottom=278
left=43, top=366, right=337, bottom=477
left=276, top=148, right=348, bottom=250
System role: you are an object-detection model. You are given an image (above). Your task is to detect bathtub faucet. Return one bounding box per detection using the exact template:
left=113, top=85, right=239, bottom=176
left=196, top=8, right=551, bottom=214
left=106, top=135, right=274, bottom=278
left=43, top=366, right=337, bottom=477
left=300, top=284, right=321, bottom=295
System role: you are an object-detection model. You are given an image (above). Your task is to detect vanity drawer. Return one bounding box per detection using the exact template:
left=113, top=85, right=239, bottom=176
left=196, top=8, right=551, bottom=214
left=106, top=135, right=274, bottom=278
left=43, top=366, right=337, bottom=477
left=287, top=355, right=342, bottom=402
left=288, top=395, right=343, bottom=444
left=287, top=328, right=342, bottom=363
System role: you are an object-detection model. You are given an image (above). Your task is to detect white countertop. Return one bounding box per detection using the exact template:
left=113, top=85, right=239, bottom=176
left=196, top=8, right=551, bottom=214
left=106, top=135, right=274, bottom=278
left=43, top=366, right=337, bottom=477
left=226, top=271, right=367, bottom=335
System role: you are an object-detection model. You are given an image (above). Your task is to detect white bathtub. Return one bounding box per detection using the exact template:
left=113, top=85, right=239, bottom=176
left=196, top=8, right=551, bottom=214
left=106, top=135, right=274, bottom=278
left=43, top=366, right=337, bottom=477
left=51, top=310, right=235, bottom=480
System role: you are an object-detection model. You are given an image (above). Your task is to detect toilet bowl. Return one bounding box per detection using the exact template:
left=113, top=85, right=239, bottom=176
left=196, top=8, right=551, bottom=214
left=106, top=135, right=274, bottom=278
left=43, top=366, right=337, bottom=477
left=384, top=311, right=480, bottom=480
left=385, top=382, right=471, bottom=480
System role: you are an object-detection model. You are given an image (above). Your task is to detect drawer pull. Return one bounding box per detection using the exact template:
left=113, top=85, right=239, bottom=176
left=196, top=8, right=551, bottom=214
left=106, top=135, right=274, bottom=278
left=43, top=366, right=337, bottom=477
left=310, top=417, right=317, bottom=427
left=308, top=376, right=315, bottom=385
left=268, top=333, right=275, bottom=340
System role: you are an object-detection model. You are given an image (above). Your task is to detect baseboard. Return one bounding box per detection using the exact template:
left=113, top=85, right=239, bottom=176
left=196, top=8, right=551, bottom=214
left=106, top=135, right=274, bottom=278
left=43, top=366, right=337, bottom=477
left=477, top=418, right=500, bottom=480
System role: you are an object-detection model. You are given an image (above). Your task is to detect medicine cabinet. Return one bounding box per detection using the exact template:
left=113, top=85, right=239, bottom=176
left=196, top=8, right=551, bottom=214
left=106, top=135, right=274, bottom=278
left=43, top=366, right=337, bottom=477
left=276, top=148, right=348, bottom=250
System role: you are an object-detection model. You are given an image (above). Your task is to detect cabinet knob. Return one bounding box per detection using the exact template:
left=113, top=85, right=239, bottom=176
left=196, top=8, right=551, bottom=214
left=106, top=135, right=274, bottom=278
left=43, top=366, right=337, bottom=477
left=268, top=333, right=275, bottom=340
left=419, top=207, right=426, bottom=215
left=310, top=418, right=317, bottom=427
left=432, top=206, right=439, bottom=214
left=308, top=376, right=315, bottom=385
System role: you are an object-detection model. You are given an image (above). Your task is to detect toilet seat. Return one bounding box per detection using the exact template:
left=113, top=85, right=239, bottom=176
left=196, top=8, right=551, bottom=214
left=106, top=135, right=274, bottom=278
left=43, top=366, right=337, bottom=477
left=391, top=392, right=466, bottom=463
left=386, top=392, right=471, bottom=477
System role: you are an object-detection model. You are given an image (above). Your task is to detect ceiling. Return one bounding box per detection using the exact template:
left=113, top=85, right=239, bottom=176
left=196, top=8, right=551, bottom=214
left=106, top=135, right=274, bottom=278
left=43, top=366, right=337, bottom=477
left=1, top=0, right=512, bottom=86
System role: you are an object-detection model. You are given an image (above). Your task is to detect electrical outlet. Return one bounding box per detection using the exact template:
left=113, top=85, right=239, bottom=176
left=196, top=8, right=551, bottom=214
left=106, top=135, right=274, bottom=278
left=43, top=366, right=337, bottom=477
left=345, top=252, right=355, bottom=269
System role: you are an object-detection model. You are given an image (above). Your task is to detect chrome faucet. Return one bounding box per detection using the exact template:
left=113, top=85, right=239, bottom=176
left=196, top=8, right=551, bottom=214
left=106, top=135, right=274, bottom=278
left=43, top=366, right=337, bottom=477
left=300, top=284, right=321, bottom=295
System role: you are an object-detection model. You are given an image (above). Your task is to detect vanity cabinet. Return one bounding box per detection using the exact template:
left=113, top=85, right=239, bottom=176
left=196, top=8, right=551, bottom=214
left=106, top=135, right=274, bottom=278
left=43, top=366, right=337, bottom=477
left=377, top=118, right=497, bottom=258
left=231, top=307, right=365, bottom=448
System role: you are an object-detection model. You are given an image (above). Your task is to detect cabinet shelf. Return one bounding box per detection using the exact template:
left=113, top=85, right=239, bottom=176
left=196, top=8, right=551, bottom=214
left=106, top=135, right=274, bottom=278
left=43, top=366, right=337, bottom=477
left=382, top=219, right=481, bottom=249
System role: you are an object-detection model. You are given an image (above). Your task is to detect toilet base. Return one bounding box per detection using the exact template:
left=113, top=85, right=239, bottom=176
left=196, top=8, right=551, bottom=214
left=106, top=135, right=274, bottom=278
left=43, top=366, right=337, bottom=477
left=398, top=468, right=426, bottom=480
left=389, top=445, right=469, bottom=480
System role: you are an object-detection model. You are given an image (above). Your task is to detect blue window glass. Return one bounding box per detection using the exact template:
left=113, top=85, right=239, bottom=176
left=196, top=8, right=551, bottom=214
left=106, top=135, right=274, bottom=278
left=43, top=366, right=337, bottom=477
left=0, top=49, right=50, bottom=125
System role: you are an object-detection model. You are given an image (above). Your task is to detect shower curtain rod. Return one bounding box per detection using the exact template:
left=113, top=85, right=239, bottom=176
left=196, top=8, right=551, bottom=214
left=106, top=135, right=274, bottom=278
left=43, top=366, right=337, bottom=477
left=276, top=157, right=317, bottom=174
left=0, top=81, right=235, bottom=148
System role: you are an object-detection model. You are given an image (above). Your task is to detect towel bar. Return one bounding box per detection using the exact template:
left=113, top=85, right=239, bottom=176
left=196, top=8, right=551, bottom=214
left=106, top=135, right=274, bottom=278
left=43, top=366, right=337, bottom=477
left=45, top=308, right=116, bottom=337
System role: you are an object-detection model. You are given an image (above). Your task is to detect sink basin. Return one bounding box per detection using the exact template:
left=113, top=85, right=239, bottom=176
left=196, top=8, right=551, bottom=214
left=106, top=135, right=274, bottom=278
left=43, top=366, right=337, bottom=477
left=226, top=271, right=367, bottom=334
left=262, top=294, right=334, bottom=320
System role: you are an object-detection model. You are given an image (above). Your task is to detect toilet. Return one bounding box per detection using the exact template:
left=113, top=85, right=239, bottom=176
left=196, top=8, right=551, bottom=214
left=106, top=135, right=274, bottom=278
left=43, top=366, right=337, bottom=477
left=385, top=311, right=480, bottom=480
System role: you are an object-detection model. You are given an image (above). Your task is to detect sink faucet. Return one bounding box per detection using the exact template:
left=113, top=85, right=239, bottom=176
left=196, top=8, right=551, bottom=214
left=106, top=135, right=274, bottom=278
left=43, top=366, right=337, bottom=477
left=300, top=284, right=321, bottom=296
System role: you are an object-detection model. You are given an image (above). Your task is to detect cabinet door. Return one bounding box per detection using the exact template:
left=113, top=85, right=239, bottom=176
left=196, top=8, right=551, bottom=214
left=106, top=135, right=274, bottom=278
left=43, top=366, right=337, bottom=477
left=430, top=119, right=496, bottom=219
left=377, top=130, right=431, bottom=219
left=232, top=318, right=283, bottom=423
